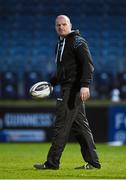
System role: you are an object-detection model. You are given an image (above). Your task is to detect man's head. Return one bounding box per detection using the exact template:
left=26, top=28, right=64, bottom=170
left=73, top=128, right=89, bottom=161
left=55, top=15, right=72, bottom=38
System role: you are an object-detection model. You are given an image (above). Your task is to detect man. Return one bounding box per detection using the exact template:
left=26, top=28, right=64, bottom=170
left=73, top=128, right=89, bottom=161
left=34, top=15, right=101, bottom=170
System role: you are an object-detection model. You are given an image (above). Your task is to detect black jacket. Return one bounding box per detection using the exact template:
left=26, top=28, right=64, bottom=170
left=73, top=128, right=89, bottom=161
left=50, top=30, right=94, bottom=88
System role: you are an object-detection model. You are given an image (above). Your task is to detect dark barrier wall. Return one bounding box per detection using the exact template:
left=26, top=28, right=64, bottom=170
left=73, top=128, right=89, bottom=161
left=0, top=105, right=108, bottom=143
left=69, top=107, right=108, bottom=143
left=87, top=107, right=108, bottom=142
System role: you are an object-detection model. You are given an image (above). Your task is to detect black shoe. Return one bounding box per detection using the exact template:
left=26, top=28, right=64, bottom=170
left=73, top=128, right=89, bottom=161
left=75, top=163, right=100, bottom=170
left=33, top=163, right=59, bottom=170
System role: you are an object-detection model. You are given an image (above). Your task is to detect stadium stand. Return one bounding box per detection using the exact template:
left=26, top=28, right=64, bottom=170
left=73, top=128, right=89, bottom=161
left=117, top=72, right=126, bottom=99
left=0, top=71, right=18, bottom=99
left=0, top=0, right=126, bottom=99
left=95, top=72, right=113, bottom=99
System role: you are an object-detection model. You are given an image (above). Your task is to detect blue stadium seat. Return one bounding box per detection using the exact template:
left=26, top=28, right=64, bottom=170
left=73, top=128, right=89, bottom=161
left=1, top=71, right=18, bottom=99
left=95, top=72, right=113, bottom=99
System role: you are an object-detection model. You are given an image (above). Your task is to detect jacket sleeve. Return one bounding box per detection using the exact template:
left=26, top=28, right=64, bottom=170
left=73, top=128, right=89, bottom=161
left=74, top=37, right=94, bottom=87
left=49, top=43, right=59, bottom=87
left=49, top=73, right=58, bottom=87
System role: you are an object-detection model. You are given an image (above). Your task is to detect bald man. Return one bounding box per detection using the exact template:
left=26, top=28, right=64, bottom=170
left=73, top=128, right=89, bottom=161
left=34, top=15, right=101, bottom=170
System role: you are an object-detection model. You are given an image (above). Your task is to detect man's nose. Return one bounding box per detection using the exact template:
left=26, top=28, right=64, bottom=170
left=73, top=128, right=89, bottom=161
left=59, top=25, right=63, bottom=29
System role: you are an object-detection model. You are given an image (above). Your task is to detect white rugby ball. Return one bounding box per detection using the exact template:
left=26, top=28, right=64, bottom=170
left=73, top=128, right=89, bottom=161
left=29, top=81, right=53, bottom=98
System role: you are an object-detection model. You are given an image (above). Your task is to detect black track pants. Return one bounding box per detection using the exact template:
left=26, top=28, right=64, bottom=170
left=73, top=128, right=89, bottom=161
left=45, top=87, right=100, bottom=169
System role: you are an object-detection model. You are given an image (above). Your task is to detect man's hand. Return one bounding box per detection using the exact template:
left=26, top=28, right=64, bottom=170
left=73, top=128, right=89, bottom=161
left=80, top=87, right=90, bottom=101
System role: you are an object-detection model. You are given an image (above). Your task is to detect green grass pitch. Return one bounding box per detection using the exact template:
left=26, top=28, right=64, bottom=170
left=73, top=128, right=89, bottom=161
left=0, top=143, right=126, bottom=179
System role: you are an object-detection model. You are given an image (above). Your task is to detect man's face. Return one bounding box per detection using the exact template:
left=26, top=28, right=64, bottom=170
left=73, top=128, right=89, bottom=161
left=55, top=16, right=72, bottom=37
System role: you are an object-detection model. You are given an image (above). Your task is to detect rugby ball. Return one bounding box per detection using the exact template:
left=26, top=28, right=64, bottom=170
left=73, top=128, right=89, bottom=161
left=29, top=81, right=53, bottom=98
